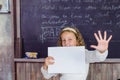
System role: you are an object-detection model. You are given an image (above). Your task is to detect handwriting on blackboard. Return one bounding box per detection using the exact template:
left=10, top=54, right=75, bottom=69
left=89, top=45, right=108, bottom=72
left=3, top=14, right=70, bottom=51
left=21, top=0, right=120, bottom=42
left=38, top=27, right=59, bottom=43
left=21, top=0, right=120, bottom=58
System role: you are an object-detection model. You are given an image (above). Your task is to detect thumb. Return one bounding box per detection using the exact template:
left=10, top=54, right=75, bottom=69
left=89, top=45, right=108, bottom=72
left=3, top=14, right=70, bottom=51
left=90, top=45, right=97, bottom=49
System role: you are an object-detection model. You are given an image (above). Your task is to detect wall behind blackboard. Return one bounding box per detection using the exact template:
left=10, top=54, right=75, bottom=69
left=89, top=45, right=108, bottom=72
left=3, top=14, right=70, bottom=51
left=20, top=0, right=120, bottom=58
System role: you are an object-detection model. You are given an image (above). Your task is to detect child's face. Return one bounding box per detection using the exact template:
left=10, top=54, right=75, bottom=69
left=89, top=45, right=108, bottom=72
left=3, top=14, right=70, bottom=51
left=61, top=31, right=78, bottom=46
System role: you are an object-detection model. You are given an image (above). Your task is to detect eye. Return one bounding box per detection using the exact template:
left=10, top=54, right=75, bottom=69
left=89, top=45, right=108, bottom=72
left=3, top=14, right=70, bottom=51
left=62, top=39, right=66, bottom=42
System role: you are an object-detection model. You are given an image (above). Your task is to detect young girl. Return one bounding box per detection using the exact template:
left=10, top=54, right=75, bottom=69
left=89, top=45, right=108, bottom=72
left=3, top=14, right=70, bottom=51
left=41, top=27, right=112, bottom=80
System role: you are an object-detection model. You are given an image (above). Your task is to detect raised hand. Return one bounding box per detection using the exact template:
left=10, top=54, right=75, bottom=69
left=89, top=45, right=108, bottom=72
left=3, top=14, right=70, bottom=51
left=90, top=30, right=112, bottom=53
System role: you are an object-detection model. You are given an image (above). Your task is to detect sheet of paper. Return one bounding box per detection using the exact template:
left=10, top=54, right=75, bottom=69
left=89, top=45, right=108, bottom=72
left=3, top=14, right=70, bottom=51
left=48, top=46, right=86, bottom=74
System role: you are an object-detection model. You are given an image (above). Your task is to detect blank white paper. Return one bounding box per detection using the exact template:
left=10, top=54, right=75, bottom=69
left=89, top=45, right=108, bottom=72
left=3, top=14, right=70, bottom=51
left=48, top=46, right=86, bottom=74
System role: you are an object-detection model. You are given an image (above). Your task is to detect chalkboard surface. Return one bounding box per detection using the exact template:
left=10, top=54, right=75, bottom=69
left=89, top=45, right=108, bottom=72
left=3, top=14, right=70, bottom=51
left=20, top=0, right=120, bottom=58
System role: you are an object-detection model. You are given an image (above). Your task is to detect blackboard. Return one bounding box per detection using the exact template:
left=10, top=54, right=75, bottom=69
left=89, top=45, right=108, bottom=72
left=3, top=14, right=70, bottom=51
left=20, top=0, right=120, bottom=58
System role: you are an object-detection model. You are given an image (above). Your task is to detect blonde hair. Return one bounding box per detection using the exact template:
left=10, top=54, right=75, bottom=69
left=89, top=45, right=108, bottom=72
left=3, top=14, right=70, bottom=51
left=58, top=27, right=85, bottom=46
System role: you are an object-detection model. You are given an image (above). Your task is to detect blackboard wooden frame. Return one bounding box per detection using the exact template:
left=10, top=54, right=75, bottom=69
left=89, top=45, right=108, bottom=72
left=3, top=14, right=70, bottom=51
left=14, top=0, right=120, bottom=59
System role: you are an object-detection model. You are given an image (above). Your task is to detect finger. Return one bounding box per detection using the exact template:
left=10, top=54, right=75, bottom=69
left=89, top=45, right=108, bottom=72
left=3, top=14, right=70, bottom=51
left=48, top=56, right=55, bottom=60
left=48, top=56, right=55, bottom=63
left=45, top=56, right=54, bottom=63
left=104, top=31, right=107, bottom=40
left=98, top=30, right=103, bottom=40
left=49, top=61, right=55, bottom=64
left=94, top=33, right=99, bottom=42
left=107, top=35, right=112, bottom=42
left=90, top=45, right=97, bottom=49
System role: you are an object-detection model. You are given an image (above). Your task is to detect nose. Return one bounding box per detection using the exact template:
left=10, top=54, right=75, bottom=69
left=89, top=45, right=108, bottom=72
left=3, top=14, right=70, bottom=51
left=64, top=40, right=70, bottom=46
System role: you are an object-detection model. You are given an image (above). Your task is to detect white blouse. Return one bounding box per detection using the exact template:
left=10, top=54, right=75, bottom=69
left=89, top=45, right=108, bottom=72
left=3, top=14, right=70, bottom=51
left=41, top=49, right=108, bottom=80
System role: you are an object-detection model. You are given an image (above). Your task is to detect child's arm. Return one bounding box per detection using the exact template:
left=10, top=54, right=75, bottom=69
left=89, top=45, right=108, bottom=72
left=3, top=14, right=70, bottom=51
left=85, top=31, right=112, bottom=63
left=41, top=56, right=57, bottom=79
left=41, top=66, right=57, bottom=79
left=85, top=49, right=108, bottom=63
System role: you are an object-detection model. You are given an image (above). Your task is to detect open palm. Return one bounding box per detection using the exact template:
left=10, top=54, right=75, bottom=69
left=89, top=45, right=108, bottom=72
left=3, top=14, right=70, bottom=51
left=91, top=31, right=112, bottom=53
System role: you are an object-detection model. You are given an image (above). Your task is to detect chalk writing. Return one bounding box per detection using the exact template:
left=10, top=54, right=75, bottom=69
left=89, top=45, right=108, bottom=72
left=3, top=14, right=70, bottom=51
left=41, top=5, right=57, bottom=10
left=41, top=19, right=67, bottom=25
left=21, top=0, right=120, bottom=41
left=101, top=5, right=120, bottom=10
left=39, top=27, right=60, bottom=42
left=86, top=6, right=97, bottom=10
left=20, top=0, right=120, bottom=58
